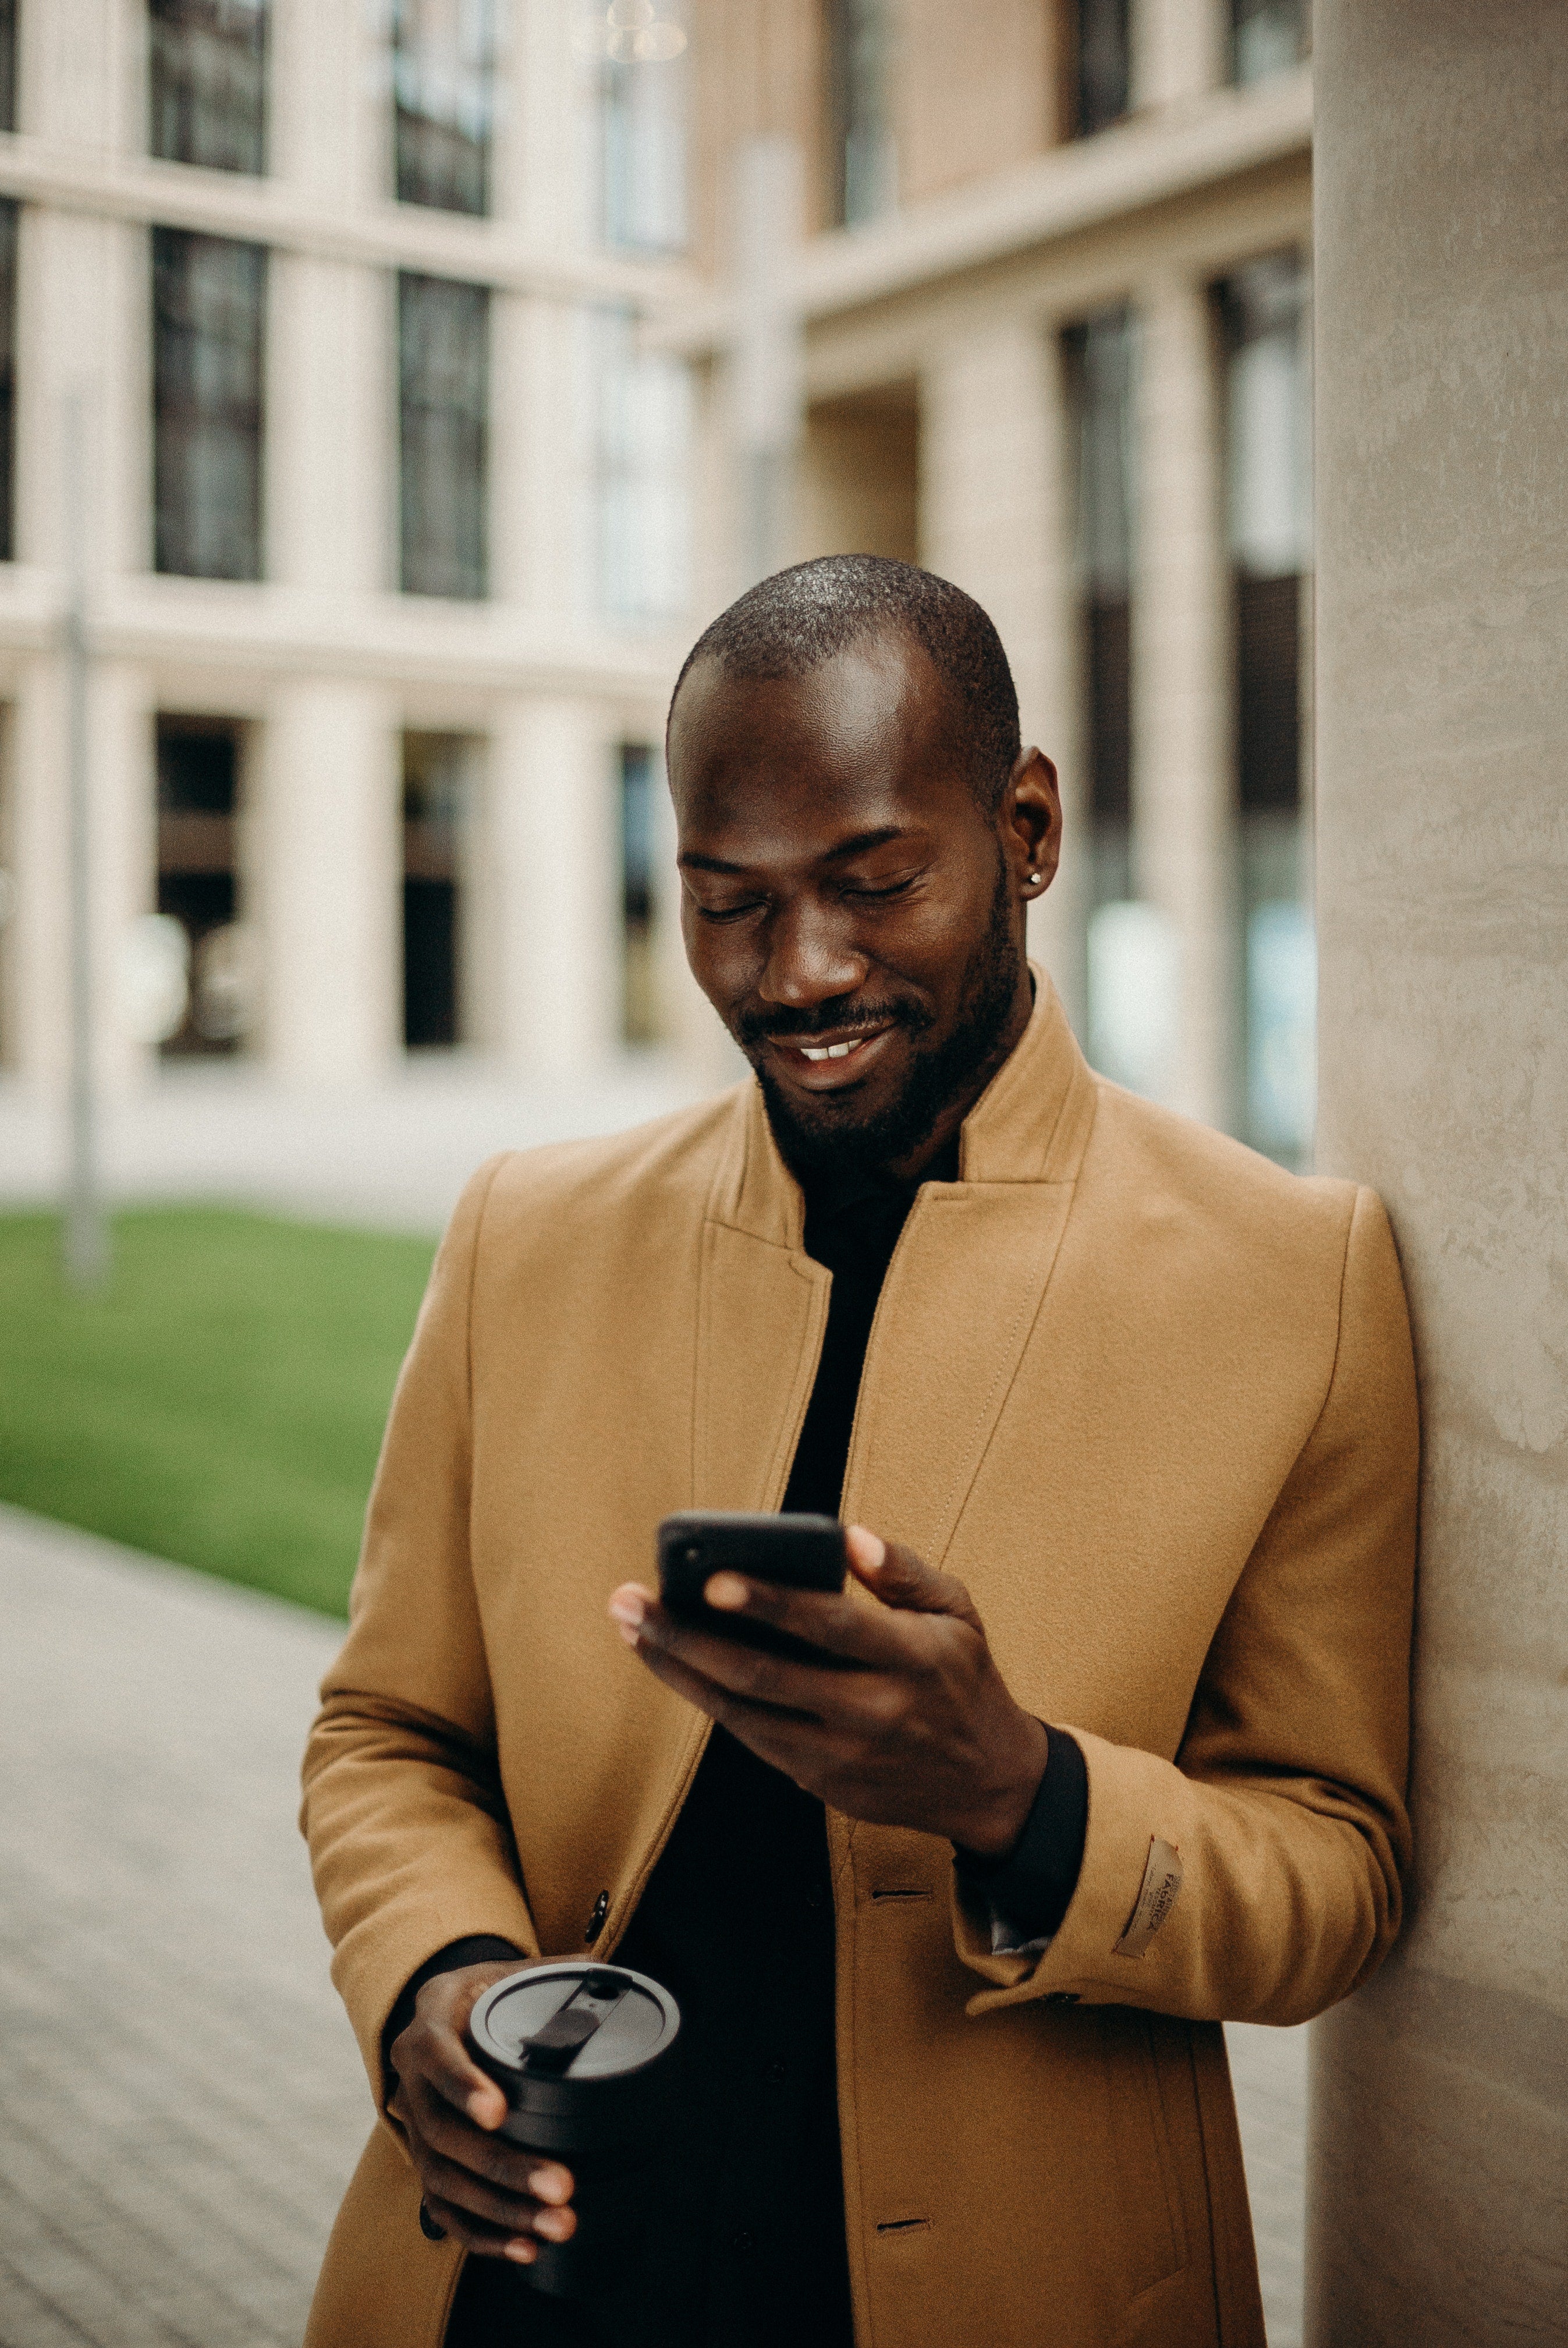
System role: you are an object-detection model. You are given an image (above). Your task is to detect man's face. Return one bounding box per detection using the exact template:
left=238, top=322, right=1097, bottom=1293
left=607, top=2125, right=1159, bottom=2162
left=667, top=631, right=1059, bottom=1182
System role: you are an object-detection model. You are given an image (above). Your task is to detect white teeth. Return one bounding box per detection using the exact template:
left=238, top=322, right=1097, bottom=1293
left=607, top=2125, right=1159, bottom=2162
left=799, top=1038, right=863, bottom=1062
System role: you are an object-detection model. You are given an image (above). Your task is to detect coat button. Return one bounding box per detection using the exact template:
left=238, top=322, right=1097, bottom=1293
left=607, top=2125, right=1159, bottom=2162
left=730, top=2229, right=756, bottom=2255
left=764, top=2060, right=787, bottom=2085
left=586, top=1890, right=609, bottom=1942
left=1044, top=1990, right=1080, bottom=2006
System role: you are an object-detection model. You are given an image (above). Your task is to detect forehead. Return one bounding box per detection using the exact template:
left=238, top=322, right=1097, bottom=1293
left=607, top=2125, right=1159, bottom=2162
left=668, top=632, right=977, bottom=858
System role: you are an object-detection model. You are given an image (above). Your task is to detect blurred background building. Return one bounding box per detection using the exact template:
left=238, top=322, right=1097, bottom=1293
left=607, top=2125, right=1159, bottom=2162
left=0, top=0, right=1314, bottom=1223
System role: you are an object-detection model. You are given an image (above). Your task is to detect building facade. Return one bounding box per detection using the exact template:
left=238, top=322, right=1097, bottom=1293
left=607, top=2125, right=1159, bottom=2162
left=0, top=0, right=715, bottom=1164
left=0, top=0, right=1313, bottom=1202
left=679, top=0, right=1314, bottom=1156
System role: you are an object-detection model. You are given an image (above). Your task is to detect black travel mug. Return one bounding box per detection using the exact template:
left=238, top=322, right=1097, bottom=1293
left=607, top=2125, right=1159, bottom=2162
left=467, top=1961, right=682, bottom=2299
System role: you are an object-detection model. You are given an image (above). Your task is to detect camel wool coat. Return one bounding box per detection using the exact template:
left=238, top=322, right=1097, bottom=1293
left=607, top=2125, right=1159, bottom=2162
left=301, top=978, right=1418, bottom=2348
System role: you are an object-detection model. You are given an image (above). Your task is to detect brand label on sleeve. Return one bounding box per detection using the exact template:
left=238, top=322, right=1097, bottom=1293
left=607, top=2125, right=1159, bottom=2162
left=1113, top=1837, right=1183, bottom=1958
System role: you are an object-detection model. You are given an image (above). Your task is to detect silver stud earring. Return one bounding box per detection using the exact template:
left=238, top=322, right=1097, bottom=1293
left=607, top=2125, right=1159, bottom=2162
left=1027, top=871, right=1040, bottom=884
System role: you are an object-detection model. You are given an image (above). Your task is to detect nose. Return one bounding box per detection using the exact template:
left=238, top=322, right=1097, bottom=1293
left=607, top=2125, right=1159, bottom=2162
left=757, top=897, right=868, bottom=1011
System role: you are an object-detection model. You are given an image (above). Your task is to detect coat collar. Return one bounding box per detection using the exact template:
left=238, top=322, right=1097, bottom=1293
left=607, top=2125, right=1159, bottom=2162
left=707, top=968, right=1097, bottom=1248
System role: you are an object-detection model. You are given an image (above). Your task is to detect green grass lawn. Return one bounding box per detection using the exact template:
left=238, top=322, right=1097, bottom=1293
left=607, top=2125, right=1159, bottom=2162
left=0, top=1209, right=437, bottom=1616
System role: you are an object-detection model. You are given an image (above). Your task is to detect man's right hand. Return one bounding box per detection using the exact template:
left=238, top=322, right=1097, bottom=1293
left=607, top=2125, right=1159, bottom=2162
left=388, top=1961, right=577, bottom=2264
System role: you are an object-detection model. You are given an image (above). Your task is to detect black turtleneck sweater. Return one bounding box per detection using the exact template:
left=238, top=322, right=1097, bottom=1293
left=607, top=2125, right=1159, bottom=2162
left=410, top=1141, right=1087, bottom=2346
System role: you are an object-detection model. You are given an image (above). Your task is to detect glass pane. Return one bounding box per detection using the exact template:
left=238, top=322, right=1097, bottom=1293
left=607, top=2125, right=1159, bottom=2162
left=1242, top=808, right=1314, bottom=1160
left=825, top=0, right=896, bottom=228
left=593, top=306, right=692, bottom=626
left=1064, top=307, right=1137, bottom=835
left=601, top=47, right=689, bottom=253
left=1233, top=0, right=1311, bottom=87
left=148, top=0, right=269, bottom=176
left=1220, top=251, right=1311, bottom=578
left=1087, top=899, right=1179, bottom=1100
left=0, top=200, right=15, bottom=562
left=392, top=0, right=497, bottom=215
left=155, top=717, right=248, bottom=1058
left=0, top=0, right=18, bottom=136
left=399, top=273, right=489, bottom=600
left=1077, top=0, right=1131, bottom=136
left=152, top=229, right=267, bottom=581
left=402, top=733, right=470, bottom=1048
left=620, top=742, right=662, bottom=1044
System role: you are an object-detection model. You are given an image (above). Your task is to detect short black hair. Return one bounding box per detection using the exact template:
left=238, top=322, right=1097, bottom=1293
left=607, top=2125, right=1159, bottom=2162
left=668, top=554, right=1021, bottom=811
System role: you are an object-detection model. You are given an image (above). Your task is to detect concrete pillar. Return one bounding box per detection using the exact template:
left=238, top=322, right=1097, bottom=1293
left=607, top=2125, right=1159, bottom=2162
left=920, top=318, right=1085, bottom=1034
left=1132, top=271, right=1231, bottom=1127
left=491, top=697, right=618, bottom=1075
left=269, top=0, right=386, bottom=596
left=257, top=684, right=400, bottom=1082
left=1306, top=7, right=1568, bottom=2345
left=1133, top=0, right=1225, bottom=111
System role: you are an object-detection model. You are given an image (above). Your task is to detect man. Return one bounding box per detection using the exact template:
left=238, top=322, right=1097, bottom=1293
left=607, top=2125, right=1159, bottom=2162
left=302, top=556, right=1418, bottom=2348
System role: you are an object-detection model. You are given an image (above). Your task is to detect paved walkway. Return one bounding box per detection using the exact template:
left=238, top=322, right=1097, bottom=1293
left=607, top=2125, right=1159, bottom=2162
left=0, top=1507, right=1308, bottom=2347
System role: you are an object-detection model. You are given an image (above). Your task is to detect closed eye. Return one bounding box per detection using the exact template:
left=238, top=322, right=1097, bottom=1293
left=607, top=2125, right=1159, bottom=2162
left=693, top=899, right=765, bottom=923
left=842, top=876, right=918, bottom=903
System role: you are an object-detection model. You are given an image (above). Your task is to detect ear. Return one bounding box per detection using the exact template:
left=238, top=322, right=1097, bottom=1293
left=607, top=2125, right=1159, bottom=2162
left=1001, top=748, right=1062, bottom=903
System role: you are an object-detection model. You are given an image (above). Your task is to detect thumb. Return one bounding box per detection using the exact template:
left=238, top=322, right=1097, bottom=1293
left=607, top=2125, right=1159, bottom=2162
left=844, top=1526, right=981, bottom=1625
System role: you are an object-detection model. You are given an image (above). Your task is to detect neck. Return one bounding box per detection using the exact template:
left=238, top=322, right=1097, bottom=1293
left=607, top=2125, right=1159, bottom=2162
left=877, top=964, right=1035, bottom=1185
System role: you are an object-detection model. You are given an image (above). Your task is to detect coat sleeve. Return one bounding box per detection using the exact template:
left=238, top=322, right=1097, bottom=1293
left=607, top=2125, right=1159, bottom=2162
left=300, top=1156, right=540, bottom=2106
left=952, top=1183, right=1419, bottom=2025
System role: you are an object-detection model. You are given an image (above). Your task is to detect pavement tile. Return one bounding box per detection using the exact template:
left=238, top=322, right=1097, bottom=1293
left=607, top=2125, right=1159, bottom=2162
left=0, top=1503, right=1312, bottom=2347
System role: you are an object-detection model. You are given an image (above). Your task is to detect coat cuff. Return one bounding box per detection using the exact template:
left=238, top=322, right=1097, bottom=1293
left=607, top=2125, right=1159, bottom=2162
left=952, top=1724, right=1088, bottom=1946
left=381, top=1935, right=527, bottom=2094
left=950, top=1727, right=1183, bottom=2009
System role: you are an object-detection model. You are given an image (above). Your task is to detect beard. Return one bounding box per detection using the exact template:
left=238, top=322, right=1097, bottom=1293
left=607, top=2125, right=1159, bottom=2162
left=741, top=858, right=1023, bottom=1185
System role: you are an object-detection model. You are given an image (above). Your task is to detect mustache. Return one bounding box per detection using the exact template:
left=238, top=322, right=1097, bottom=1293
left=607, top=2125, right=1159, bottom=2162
left=734, top=997, right=933, bottom=1049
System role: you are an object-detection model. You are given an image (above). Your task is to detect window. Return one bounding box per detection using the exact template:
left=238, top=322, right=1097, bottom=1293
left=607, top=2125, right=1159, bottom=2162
left=0, top=200, right=16, bottom=562
left=0, top=0, right=17, bottom=133
left=825, top=0, right=896, bottom=228
left=600, top=31, right=690, bottom=253
left=402, top=733, right=473, bottom=1049
left=619, top=742, right=661, bottom=1044
left=148, top=0, right=269, bottom=175
left=155, top=717, right=250, bottom=1057
left=152, top=229, right=267, bottom=580
left=593, top=306, right=691, bottom=626
left=399, top=273, right=488, bottom=600
left=1065, top=307, right=1172, bottom=1098
left=1074, top=0, right=1131, bottom=137
left=1063, top=307, right=1136, bottom=908
left=392, top=0, right=497, bottom=216
left=1232, top=0, right=1311, bottom=87
left=1219, top=250, right=1313, bottom=1159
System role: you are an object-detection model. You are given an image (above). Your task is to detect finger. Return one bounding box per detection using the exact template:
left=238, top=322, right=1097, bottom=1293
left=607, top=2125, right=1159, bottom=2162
left=420, top=2152, right=578, bottom=2244
left=695, top=1568, right=956, bottom=1673
left=634, top=1603, right=871, bottom=1717
left=419, top=2186, right=539, bottom=2264
left=844, top=1528, right=982, bottom=1625
left=632, top=1639, right=853, bottom=1779
left=412, top=2030, right=509, bottom=2131
left=608, top=1582, right=658, bottom=1642
left=404, top=2078, right=574, bottom=2203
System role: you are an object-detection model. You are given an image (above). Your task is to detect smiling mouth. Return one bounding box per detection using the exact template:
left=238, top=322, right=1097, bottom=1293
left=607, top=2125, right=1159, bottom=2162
left=767, top=1023, right=894, bottom=1075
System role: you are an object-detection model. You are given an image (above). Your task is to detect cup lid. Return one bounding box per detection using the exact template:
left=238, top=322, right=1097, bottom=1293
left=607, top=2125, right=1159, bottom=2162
left=470, top=1963, right=680, bottom=2085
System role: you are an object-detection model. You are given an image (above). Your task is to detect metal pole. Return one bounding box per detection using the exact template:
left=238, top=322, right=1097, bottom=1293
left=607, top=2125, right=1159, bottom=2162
left=63, top=387, right=107, bottom=1289
left=732, top=137, right=804, bottom=587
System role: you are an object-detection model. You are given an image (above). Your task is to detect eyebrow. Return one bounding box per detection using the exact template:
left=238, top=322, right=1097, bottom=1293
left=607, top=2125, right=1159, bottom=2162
left=678, top=826, right=912, bottom=875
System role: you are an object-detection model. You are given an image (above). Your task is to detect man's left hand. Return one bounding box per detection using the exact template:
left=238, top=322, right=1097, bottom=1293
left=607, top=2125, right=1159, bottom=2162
left=608, top=1527, right=1048, bottom=1857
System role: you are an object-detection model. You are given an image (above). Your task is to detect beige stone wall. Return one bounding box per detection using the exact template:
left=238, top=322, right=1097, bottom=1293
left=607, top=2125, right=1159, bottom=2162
left=1308, top=3, right=1568, bottom=2340
left=897, top=0, right=1066, bottom=201
left=794, top=387, right=919, bottom=566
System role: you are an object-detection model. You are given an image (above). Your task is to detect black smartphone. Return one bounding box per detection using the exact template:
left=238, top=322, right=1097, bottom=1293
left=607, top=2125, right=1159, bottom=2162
left=657, top=1511, right=847, bottom=1664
